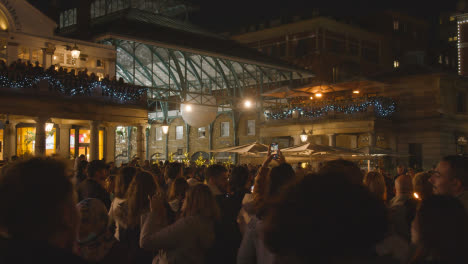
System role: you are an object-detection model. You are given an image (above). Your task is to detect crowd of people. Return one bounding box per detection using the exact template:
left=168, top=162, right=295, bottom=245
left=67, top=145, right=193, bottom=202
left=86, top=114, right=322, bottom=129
left=0, top=151, right=467, bottom=264
left=0, top=59, right=145, bottom=101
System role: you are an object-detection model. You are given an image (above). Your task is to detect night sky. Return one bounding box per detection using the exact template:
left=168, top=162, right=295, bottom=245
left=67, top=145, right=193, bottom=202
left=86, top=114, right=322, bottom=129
left=29, top=0, right=460, bottom=32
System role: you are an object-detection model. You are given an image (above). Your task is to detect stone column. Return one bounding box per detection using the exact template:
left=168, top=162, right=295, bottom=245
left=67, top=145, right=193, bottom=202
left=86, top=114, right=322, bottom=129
left=328, top=134, right=336, bottom=147
left=350, top=134, right=358, bottom=149
left=6, top=42, right=18, bottom=65
left=3, top=121, right=17, bottom=160
left=108, top=59, right=116, bottom=79
left=105, top=126, right=116, bottom=162
left=369, top=132, right=377, bottom=148
left=89, top=121, right=101, bottom=161
left=136, top=125, right=145, bottom=161
left=58, top=124, right=72, bottom=159
left=35, top=117, right=48, bottom=156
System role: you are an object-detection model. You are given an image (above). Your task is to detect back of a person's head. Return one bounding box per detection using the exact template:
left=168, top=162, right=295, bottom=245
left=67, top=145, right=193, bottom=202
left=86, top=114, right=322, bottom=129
left=206, top=164, right=227, bottom=182
left=182, top=184, right=220, bottom=220
left=126, top=170, right=157, bottom=227
left=363, top=171, right=387, bottom=201
left=0, top=158, right=74, bottom=241
left=166, top=162, right=182, bottom=180
left=183, top=167, right=193, bottom=178
left=263, top=173, right=388, bottom=262
left=168, top=177, right=189, bottom=201
left=115, top=166, right=137, bottom=199
left=319, top=159, right=363, bottom=185
left=441, top=155, right=468, bottom=189
left=267, top=163, right=296, bottom=197
left=230, top=166, right=249, bottom=192
left=413, top=172, right=433, bottom=200
left=87, top=160, right=107, bottom=179
left=395, top=174, right=413, bottom=195
left=415, top=195, right=468, bottom=263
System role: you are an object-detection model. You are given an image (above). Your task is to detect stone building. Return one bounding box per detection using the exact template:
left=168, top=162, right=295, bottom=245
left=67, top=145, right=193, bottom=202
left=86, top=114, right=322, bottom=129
left=0, top=0, right=147, bottom=162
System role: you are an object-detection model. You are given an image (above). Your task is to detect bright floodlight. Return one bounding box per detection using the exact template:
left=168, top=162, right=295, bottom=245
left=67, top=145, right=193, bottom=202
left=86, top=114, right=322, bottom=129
left=315, top=93, right=322, bottom=98
left=244, top=100, right=252, bottom=108
left=353, top=90, right=360, bottom=94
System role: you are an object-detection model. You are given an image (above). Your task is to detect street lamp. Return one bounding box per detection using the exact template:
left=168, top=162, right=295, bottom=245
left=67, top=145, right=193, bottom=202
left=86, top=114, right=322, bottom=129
left=161, top=119, right=169, bottom=134
left=300, top=129, right=308, bottom=143
left=45, top=122, right=54, bottom=132
left=70, top=43, right=80, bottom=59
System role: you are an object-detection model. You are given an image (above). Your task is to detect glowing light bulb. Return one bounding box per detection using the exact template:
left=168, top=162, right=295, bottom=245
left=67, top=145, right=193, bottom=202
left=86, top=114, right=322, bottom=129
left=185, top=105, right=192, bottom=112
left=310, top=96, right=314, bottom=100
left=353, top=90, right=360, bottom=94
left=413, top=192, right=420, bottom=199
left=315, top=93, right=322, bottom=98
left=244, top=100, right=252, bottom=108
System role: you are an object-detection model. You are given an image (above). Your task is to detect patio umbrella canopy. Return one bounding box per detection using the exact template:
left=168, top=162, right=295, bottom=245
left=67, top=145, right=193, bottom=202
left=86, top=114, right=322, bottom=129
left=281, top=143, right=358, bottom=156
left=211, top=142, right=269, bottom=155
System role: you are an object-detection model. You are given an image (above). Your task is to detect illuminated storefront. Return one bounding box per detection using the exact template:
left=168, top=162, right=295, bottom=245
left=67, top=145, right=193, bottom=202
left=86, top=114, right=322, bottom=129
left=70, top=128, right=104, bottom=161
left=16, top=126, right=56, bottom=156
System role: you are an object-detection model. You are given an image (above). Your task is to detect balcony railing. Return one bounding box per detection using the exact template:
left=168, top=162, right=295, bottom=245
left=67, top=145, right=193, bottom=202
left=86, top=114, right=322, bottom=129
left=264, top=97, right=396, bottom=122
left=0, top=61, right=147, bottom=106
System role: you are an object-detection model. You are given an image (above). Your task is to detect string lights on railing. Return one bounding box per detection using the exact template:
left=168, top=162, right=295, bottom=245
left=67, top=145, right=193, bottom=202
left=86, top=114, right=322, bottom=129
left=264, top=97, right=396, bottom=120
left=0, top=74, right=146, bottom=103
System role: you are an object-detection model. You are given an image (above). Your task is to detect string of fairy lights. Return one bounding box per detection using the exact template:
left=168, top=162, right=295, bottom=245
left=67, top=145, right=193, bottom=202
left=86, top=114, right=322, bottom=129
left=0, top=74, right=146, bottom=102
left=264, top=97, right=397, bottom=120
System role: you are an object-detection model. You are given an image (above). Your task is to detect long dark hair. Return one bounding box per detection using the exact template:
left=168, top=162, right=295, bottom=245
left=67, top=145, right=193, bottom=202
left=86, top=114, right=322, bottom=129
left=114, top=166, right=137, bottom=199
left=126, top=171, right=158, bottom=227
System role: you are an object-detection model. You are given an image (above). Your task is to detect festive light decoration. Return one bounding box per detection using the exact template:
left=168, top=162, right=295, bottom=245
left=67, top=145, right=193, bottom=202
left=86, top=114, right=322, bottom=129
left=195, top=153, right=207, bottom=167
left=0, top=74, right=146, bottom=103
left=264, top=97, right=397, bottom=120
left=168, top=152, right=175, bottom=163
left=183, top=152, right=191, bottom=166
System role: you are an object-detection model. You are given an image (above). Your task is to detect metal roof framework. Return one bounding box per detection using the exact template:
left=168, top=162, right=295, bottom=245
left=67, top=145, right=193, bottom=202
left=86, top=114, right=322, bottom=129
left=100, top=37, right=313, bottom=119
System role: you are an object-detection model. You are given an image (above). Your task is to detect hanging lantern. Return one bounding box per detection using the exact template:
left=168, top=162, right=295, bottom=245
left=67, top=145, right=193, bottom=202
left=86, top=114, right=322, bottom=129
left=180, top=95, right=217, bottom=128
left=71, top=43, right=80, bottom=59
left=45, top=122, right=54, bottom=132
left=161, top=120, right=169, bottom=134
left=300, top=129, right=308, bottom=143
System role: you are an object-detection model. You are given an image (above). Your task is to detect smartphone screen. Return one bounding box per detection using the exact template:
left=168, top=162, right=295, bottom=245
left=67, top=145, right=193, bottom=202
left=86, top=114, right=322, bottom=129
left=270, top=143, right=279, bottom=159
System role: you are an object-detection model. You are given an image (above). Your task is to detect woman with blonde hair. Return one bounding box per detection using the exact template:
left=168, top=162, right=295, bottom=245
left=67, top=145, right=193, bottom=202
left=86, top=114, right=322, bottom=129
left=363, top=171, right=387, bottom=202
left=140, top=184, right=219, bottom=264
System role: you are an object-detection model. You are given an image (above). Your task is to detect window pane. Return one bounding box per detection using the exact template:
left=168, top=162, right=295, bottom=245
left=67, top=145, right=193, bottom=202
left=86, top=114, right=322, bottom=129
left=198, top=127, right=206, bottom=138
left=221, top=122, right=229, bottom=137
left=176, top=126, right=183, bottom=140
left=156, top=127, right=162, bottom=141
left=247, top=120, right=255, bottom=135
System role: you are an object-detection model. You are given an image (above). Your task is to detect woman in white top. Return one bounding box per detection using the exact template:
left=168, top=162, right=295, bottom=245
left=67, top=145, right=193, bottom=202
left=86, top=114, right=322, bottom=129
left=108, top=166, right=136, bottom=241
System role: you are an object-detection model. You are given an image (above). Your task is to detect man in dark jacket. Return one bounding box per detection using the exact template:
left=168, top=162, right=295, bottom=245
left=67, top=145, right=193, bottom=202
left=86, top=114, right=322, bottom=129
left=78, top=160, right=111, bottom=209
left=0, top=158, right=87, bottom=264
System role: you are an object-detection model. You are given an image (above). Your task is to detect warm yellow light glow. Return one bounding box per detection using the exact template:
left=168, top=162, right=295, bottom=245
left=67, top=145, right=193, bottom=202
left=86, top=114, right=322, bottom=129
left=71, top=44, right=80, bottom=59
left=244, top=100, right=252, bottom=108
left=45, top=123, right=54, bottom=132
left=185, top=104, right=192, bottom=112
left=300, top=129, right=308, bottom=142
left=309, top=96, right=314, bottom=100
left=353, top=90, right=360, bottom=94
left=413, top=192, right=420, bottom=199
left=83, top=133, right=87, bottom=138
left=161, top=120, right=169, bottom=134
left=53, top=55, right=57, bottom=60
left=315, top=93, right=322, bottom=98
